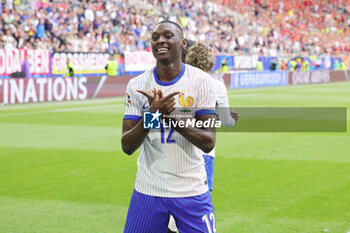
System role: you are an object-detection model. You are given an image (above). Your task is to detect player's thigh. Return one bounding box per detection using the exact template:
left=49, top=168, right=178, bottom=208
left=203, top=155, right=215, bottom=191
left=170, top=191, right=216, bottom=233
left=124, top=190, right=169, bottom=233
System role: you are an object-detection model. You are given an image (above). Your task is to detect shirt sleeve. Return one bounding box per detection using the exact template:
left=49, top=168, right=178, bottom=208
left=214, top=80, right=229, bottom=108
left=214, top=80, right=236, bottom=127
left=123, top=80, right=142, bottom=122
left=194, top=75, right=217, bottom=117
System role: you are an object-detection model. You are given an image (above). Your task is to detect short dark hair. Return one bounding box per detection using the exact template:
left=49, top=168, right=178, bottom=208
left=182, top=39, right=196, bottom=62
left=186, top=39, right=195, bottom=49
left=156, top=20, right=184, bottom=38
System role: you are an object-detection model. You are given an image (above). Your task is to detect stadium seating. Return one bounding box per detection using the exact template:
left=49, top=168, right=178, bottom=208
left=0, top=0, right=349, bottom=57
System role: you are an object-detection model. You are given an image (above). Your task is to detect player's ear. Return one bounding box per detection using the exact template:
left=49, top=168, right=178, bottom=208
left=181, top=38, right=186, bottom=50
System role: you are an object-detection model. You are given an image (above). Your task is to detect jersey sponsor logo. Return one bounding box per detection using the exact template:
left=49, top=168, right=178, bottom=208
left=143, top=110, right=161, bottom=129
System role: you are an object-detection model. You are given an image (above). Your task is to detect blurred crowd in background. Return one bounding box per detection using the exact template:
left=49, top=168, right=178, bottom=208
left=1, top=0, right=350, bottom=64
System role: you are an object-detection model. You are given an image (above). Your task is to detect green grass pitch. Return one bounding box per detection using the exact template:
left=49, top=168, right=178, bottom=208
left=0, top=82, right=349, bottom=233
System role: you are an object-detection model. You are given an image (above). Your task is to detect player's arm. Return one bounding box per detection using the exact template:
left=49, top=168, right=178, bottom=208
left=121, top=89, right=157, bottom=155
left=121, top=119, right=150, bottom=155
left=138, top=88, right=215, bottom=152
left=121, top=81, right=150, bottom=155
left=215, top=81, right=238, bottom=127
left=173, top=76, right=217, bottom=153
left=171, top=114, right=216, bottom=153
left=217, top=107, right=237, bottom=127
left=122, top=89, right=180, bottom=155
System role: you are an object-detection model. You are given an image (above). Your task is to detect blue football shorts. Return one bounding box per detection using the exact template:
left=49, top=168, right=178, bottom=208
left=124, top=189, right=216, bottom=233
left=203, top=154, right=215, bottom=191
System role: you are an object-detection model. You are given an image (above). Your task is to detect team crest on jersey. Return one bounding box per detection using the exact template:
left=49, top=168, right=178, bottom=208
left=125, top=92, right=131, bottom=107
left=179, top=91, right=193, bottom=113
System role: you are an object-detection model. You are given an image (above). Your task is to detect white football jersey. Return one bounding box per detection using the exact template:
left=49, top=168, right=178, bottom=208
left=212, top=77, right=229, bottom=108
left=124, top=64, right=216, bottom=197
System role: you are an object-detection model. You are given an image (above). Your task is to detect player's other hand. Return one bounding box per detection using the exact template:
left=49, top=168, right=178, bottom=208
left=137, top=88, right=179, bottom=115
left=137, top=89, right=164, bottom=104
left=137, top=88, right=156, bottom=105
left=230, top=111, right=239, bottom=121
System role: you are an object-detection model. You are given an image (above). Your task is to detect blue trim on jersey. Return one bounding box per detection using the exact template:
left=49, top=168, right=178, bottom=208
left=195, top=109, right=216, bottom=117
left=124, top=115, right=142, bottom=121
left=153, top=63, right=186, bottom=86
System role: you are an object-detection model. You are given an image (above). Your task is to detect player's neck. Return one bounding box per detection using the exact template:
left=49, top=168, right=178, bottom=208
left=156, top=61, right=183, bottom=82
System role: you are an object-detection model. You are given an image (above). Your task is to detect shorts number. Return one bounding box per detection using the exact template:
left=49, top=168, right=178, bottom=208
left=202, top=212, right=216, bottom=233
left=160, top=123, right=175, bottom=144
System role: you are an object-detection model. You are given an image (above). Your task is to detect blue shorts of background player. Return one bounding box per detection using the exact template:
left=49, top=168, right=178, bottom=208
left=124, top=190, right=216, bottom=233
left=203, top=154, right=215, bottom=191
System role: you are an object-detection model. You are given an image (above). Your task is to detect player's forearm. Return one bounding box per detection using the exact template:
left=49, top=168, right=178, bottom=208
left=121, top=120, right=149, bottom=155
left=174, top=126, right=216, bottom=153
left=218, top=108, right=236, bottom=127
left=167, top=115, right=217, bottom=153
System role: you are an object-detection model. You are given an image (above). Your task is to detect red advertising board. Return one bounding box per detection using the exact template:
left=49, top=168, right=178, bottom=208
left=0, top=76, right=135, bottom=105
left=0, top=77, right=88, bottom=104
left=0, top=49, right=50, bottom=76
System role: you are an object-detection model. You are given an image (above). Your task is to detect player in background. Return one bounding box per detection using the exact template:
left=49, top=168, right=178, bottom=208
left=186, top=42, right=238, bottom=190
left=167, top=42, right=239, bottom=233
left=122, top=21, right=218, bottom=233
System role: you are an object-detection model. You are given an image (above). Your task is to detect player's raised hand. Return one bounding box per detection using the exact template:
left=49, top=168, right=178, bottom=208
left=137, top=88, right=157, bottom=105
left=138, top=89, right=179, bottom=115
left=157, top=89, right=163, bottom=98
left=157, top=91, right=179, bottom=115
left=230, top=111, right=239, bottom=121
left=152, top=91, right=179, bottom=115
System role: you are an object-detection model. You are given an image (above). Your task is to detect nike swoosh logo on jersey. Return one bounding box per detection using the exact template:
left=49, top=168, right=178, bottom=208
left=142, top=104, right=150, bottom=109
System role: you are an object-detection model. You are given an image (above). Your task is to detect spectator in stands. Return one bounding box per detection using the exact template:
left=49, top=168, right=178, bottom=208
left=0, top=0, right=349, bottom=60
left=36, top=18, right=45, bottom=39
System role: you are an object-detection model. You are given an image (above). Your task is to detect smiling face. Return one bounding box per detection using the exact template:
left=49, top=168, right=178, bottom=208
left=151, top=22, right=185, bottom=65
